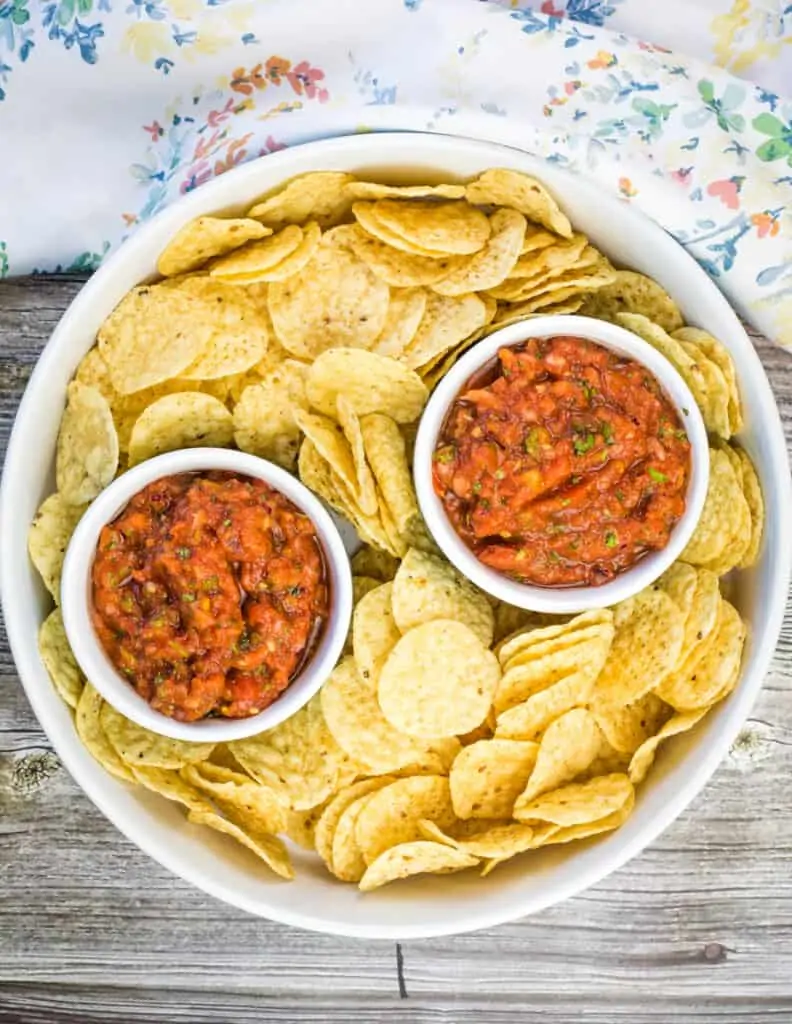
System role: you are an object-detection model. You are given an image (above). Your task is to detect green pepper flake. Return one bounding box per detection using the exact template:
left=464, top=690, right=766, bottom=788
left=581, top=381, right=594, bottom=402
left=560, top=497, right=571, bottom=507
left=494, top=468, right=505, bottom=481
left=472, top=481, right=482, bottom=494
left=222, top=518, right=232, bottom=527
left=615, top=489, right=625, bottom=503
left=524, top=427, right=541, bottom=457
left=434, top=445, right=456, bottom=464
left=181, top=592, right=196, bottom=603
left=601, top=421, right=615, bottom=445
left=548, top=550, right=562, bottom=564
left=647, top=467, right=668, bottom=483
left=605, top=530, right=618, bottom=548
left=573, top=432, right=596, bottom=456
left=674, top=429, right=688, bottom=441
left=176, top=546, right=191, bottom=560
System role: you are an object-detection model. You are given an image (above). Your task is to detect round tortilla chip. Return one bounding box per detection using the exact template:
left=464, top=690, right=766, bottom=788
left=247, top=171, right=355, bottom=229
left=336, top=395, right=379, bottom=517
left=512, top=708, right=602, bottom=807
left=589, top=692, right=672, bottom=756
left=344, top=181, right=466, bottom=201
left=378, top=619, right=500, bottom=739
left=359, top=840, right=478, bottom=891
left=229, top=695, right=359, bottom=811
left=403, top=292, right=488, bottom=370
left=450, top=738, right=538, bottom=820
left=579, top=271, right=684, bottom=333
left=293, top=408, right=362, bottom=509
left=233, top=361, right=309, bottom=470
left=616, top=313, right=722, bottom=435
left=320, top=657, right=435, bottom=773
left=682, top=449, right=748, bottom=565
left=371, top=287, right=428, bottom=358
left=314, top=777, right=395, bottom=870
left=98, top=285, right=220, bottom=395
left=497, top=608, right=612, bottom=666
left=391, top=548, right=494, bottom=646
left=56, top=381, right=119, bottom=505
left=157, top=216, right=271, bottom=277
left=673, top=327, right=743, bottom=434
left=252, top=221, right=322, bottom=284
left=209, top=225, right=304, bottom=280
left=75, top=684, right=135, bottom=783
left=736, top=448, right=764, bottom=568
left=352, top=201, right=449, bottom=257
left=589, top=590, right=685, bottom=710
left=655, top=599, right=745, bottom=711
left=307, top=348, right=428, bottom=423
left=181, top=762, right=287, bottom=836
left=28, top=493, right=86, bottom=603
left=360, top=414, right=418, bottom=534
left=128, top=392, right=234, bottom=466
left=341, top=223, right=466, bottom=288
left=431, top=209, right=526, bottom=296
left=513, top=773, right=634, bottom=827
left=359, top=199, right=491, bottom=256
left=494, top=668, right=599, bottom=740
left=100, top=701, right=215, bottom=770
left=268, top=243, right=390, bottom=358
left=330, top=789, right=387, bottom=882
left=187, top=808, right=294, bottom=880
left=352, top=581, right=401, bottom=688
left=355, top=775, right=456, bottom=866
left=464, top=168, right=572, bottom=238
left=38, top=609, right=84, bottom=709
left=628, top=707, right=709, bottom=785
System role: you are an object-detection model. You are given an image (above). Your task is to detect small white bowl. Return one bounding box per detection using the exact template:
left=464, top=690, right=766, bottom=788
left=414, top=314, right=710, bottom=614
left=60, top=447, right=353, bottom=742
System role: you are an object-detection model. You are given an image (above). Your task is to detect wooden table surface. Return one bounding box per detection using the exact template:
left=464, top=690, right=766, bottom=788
left=1, top=275, right=791, bottom=1024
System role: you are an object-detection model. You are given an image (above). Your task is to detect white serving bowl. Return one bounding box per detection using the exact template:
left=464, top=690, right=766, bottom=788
left=414, top=315, right=710, bottom=613
left=59, top=447, right=353, bottom=743
left=1, top=132, right=790, bottom=939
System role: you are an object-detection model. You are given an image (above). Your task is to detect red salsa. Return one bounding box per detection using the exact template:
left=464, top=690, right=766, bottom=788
left=433, top=336, right=691, bottom=587
left=91, top=472, right=328, bottom=721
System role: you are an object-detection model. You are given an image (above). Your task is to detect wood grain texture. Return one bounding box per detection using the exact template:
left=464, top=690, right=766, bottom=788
left=1, top=276, right=791, bottom=1023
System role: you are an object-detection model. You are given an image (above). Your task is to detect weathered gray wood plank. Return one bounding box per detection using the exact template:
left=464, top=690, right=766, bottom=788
left=1, top=276, right=791, bottom=1022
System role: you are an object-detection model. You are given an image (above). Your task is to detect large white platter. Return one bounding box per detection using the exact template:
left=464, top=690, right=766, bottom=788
left=2, top=132, right=789, bottom=939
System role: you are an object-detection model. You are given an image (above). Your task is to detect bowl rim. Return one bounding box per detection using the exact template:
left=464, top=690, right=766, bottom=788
left=59, top=447, right=353, bottom=742
left=413, top=314, right=710, bottom=613
left=2, top=131, right=790, bottom=939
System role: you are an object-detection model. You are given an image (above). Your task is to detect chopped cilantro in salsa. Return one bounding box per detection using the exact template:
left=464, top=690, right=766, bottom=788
left=91, top=472, right=327, bottom=722
left=432, top=336, right=690, bottom=587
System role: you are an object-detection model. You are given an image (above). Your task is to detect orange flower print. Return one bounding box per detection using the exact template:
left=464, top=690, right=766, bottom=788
left=214, top=135, right=253, bottom=176
left=618, top=177, right=637, bottom=198
left=587, top=50, right=617, bottom=70
left=265, top=56, right=291, bottom=87
left=751, top=211, right=781, bottom=238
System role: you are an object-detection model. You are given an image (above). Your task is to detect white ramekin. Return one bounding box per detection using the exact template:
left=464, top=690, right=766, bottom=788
left=60, top=447, right=353, bottom=741
left=413, top=314, right=710, bottom=614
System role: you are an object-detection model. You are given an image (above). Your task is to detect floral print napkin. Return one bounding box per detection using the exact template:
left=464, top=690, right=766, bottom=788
left=0, top=0, right=790, bottom=344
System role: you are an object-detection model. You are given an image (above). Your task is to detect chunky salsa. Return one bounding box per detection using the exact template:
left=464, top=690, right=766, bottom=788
left=433, top=336, right=691, bottom=588
left=91, top=472, right=328, bottom=721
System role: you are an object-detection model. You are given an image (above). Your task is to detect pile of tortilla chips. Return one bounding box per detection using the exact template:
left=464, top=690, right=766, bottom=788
left=29, top=167, right=762, bottom=891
